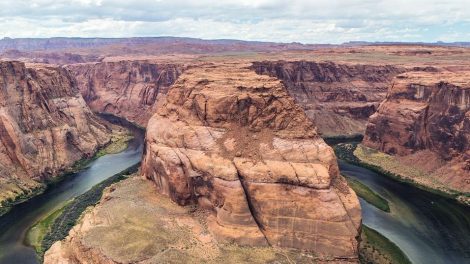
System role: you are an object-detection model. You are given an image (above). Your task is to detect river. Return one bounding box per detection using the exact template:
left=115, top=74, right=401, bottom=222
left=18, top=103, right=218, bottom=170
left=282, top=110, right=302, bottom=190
left=340, top=161, right=470, bottom=264
left=0, top=117, right=144, bottom=264
left=0, top=125, right=469, bottom=264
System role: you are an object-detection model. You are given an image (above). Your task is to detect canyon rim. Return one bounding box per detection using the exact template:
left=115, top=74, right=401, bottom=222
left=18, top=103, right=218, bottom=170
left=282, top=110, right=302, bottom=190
left=0, top=1, right=470, bottom=263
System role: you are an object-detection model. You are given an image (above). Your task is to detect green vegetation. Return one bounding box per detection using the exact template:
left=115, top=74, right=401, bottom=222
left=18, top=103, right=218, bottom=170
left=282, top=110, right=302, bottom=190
left=27, top=163, right=140, bottom=259
left=333, top=142, right=361, bottom=163
left=44, top=127, right=133, bottom=187
left=25, top=202, right=69, bottom=253
left=0, top=185, right=46, bottom=217
left=1, top=130, right=131, bottom=216
left=96, top=132, right=133, bottom=158
left=345, top=176, right=390, bottom=212
left=359, top=225, right=411, bottom=264
left=333, top=143, right=465, bottom=201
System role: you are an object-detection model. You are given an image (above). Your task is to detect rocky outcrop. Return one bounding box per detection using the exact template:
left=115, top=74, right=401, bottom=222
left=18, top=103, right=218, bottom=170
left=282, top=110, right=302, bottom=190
left=364, top=71, right=470, bottom=193
left=252, top=61, right=404, bottom=136
left=67, top=61, right=184, bottom=126
left=45, top=176, right=326, bottom=264
left=141, top=62, right=361, bottom=260
left=0, top=61, right=110, bottom=210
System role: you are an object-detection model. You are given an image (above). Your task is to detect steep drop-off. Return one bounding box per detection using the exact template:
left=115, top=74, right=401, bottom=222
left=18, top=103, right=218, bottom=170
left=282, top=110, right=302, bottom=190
left=364, top=71, right=470, bottom=194
left=141, top=62, right=361, bottom=260
left=0, top=61, right=110, bottom=212
left=44, top=175, right=329, bottom=264
left=252, top=61, right=404, bottom=136
left=68, top=61, right=184, bottom=126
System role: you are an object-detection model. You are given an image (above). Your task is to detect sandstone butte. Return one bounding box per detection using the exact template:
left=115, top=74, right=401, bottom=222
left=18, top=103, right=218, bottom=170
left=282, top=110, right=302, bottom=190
left=29, top=45, right=470, bottom=262
left=363, top=70, right=470, bottom=194
left=141, top=62, right=361, bottom=258
left=0, top=61, right=110, bottom=210
left=43, top=61, right=362, bottom=263
left=67, top=58, right=404, bottom=137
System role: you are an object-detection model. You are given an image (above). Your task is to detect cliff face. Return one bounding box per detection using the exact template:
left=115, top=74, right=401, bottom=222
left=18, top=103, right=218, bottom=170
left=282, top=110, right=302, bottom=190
left=141, top=62, right=361, bottom=260
left=364, top=71, right=470, bottom=192
left=45, top=176, right=329, bottom=264
left=0, top=61, right=110, bottom=208
left=67, top=61, right=184, bottom=126
left=252, top=61, right=403, bottom=136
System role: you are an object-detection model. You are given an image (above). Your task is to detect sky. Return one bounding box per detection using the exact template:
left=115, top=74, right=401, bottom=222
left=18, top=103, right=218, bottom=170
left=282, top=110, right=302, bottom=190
left=0, top=0, right=469, bottom=44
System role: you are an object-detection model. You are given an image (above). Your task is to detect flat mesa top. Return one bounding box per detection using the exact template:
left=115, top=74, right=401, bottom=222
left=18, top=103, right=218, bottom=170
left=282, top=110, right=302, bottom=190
left=395, top=71, right=470, bottom=88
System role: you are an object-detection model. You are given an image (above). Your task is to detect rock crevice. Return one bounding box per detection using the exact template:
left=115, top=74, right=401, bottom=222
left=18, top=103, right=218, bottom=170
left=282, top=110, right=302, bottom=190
left=141, top=62, right=361, bottom=260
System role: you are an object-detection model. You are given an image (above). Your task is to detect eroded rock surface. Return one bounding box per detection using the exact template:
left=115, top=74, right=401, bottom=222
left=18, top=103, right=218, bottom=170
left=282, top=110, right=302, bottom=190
left=0, top=61, right=110, bottom=209
left=364, top=71, right=470, bottom=193
left=251, top=61, right=404, bottom=136
left=68, top=61, right=184, bottom=126
left=141, top=62, right=361, bottom=260
left=45, top=176, right=335, bottom=264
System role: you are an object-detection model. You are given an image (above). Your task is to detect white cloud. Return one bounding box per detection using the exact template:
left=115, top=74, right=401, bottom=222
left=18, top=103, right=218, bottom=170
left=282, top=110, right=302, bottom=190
left=0, top=0, right=469, bottom=43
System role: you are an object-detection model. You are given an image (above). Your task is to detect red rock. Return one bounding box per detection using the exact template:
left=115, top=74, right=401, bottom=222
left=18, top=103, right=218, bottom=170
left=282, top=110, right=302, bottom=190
left=141, top=62, right=361, bottom=260
left=364, top=71, right=470, bottom=192
left=251, top=61, right=404, bottom=136
left=0, top=61, right=110, bottom=207
left=67, top=61, right=184, bottom=126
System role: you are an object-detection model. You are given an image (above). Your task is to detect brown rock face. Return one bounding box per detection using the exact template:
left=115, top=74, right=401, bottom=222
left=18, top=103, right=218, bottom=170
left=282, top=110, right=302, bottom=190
left=0, top=61, right=110, bottom=206
left=251, top=61, right=404, bottom=136
left=67, top=61, right=184, bottom=126
left=364, top=71, right=470, bottom=192
left=141, top=62, right=361, bottom=260
left=45, top=176, right=326, bottom=264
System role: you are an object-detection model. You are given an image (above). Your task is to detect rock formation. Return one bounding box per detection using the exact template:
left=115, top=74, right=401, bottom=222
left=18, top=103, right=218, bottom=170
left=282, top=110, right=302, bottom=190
left=141, top=62, right=361, bottom=260
left=67, top=61, right=184, bottom=126
left=364, top=71, right=470, bottom=193
left=45, top=176, right=326, bottom=264
left=0, top=61, right=110, bottom=210
left=252, top=61, right=404, bottom=136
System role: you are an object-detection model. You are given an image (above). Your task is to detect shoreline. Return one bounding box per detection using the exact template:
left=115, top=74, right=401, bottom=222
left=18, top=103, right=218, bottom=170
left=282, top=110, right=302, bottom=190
left=333, top=142, right=470, bottom=207
left=0, top=185, right=46, bottom=218
left=25, top=163, right=141, bottom=260
left=22, top=130, right=136, bottom=253
left=359, top=224, right=411, bottom=264
left=0, top=114, right=138, bottom=218
left=20, top=114, right=144, bottom=260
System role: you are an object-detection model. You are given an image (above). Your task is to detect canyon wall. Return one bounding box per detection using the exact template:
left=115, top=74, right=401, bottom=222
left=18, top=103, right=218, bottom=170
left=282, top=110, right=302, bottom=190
left=0, top=61, right=110, bottom=209
left=252, top=61, right=403, bottom=136
left=67, top=61, right=184, bottom=126
left=141, top=62, right=361, bottom=260
left=364, top=71, right=470, bottom=192
left=0, top=49, right=101, bottom=64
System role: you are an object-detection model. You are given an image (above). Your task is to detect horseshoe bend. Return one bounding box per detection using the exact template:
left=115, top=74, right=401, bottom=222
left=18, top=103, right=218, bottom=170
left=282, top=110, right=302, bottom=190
left=0, top=3, right=469, bottom=263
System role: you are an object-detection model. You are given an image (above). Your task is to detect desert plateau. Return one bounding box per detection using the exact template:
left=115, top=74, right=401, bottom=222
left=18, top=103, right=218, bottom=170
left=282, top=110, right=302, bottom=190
left=0, top=1, right=469, bottom=264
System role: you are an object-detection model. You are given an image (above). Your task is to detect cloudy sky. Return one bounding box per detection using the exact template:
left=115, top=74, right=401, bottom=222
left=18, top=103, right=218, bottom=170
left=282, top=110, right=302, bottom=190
left=0, top=0, right=469, bottom=43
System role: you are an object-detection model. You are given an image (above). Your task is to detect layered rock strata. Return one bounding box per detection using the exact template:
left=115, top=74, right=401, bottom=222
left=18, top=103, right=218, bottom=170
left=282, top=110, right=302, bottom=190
left=364, top=71, right=470, bottom=193
left=252, top=61, right=403, bottom=136
left=141, top=62, right=361, bottom=260
left=45, top=176, right=326, bottom=264
left=67, top=61, right=184, bottom=126
left=0, top=61, right=110, bottom=210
